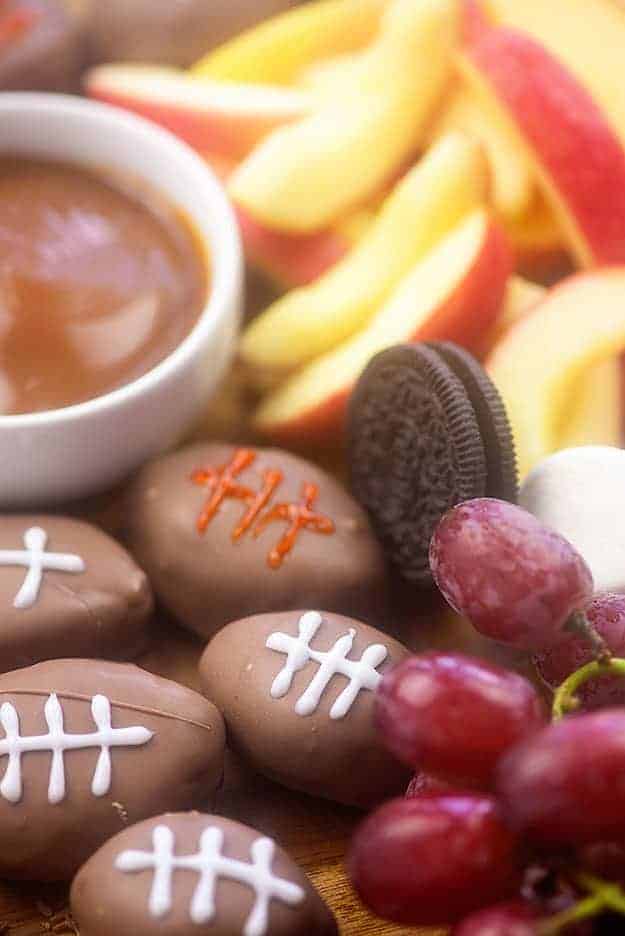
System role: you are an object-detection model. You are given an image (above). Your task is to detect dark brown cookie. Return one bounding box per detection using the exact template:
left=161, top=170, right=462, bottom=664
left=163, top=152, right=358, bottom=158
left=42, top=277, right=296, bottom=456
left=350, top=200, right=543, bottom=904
left=431, top=342, right=518, bottom=503
left=347, top=342, right=517, bottom=586
left=71, top=812, right=337, bottom=936
left=125, top=443, right=388, bottom=639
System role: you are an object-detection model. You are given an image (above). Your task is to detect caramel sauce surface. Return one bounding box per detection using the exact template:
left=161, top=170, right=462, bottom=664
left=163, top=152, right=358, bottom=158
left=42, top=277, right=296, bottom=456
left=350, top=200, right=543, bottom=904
left=0, top=157, right=208, bottom=415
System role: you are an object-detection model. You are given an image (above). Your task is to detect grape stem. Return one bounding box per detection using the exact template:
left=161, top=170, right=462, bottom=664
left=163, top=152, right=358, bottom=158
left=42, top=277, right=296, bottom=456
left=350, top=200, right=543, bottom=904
left=563, top=610, right=610, bottom=661
left=539, top=874, right=625, bottom=934
left=539, top=893, right=604, bottom=935
left=552, top=657, right=625, bottom=720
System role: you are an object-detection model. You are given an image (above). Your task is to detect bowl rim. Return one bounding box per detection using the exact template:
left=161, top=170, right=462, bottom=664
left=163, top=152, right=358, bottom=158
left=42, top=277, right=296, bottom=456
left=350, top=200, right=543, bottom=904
left=0, top=92, right=243, bottom=428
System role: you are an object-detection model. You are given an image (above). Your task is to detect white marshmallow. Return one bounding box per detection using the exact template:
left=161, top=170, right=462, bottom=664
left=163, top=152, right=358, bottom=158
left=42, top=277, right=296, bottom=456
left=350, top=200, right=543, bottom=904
left=519, top=446, right=625, bottom=595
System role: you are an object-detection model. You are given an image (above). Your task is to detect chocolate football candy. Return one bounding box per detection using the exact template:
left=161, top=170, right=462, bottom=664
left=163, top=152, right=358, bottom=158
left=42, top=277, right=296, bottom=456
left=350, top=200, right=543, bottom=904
left=348, top=341, right=518, bottom=586
left=0, top=516, right=153, bottom=673
left=0, top=659, right=225, bottom=880
left=126, top=443, right=388, bottom=639
left=0, top=0, right=87, bottom=91
left=71, top=812, right=338, bottom=936
left=520, top=446, right=625, bottom=595
left=199, top=610, right=410, bottom=807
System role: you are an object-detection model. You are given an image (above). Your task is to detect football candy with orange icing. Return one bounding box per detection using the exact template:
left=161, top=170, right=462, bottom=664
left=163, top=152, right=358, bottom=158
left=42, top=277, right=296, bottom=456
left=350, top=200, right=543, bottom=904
left=126, top=443, right=388, bottom=639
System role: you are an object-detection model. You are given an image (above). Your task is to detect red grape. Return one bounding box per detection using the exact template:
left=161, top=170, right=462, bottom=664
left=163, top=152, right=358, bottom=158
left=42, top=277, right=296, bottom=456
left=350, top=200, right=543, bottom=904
left=429, top=498, right=594, bottom=651
left=376, top=652, right=546, bottom=786
left=536, top=594, right=625, bottom=709
left=578, top=841, right=625, bottom=886
left=497, top=709, right=625, bottom=845
left=451, top=901, right=538, bottom=935
left=349, top=793, right=521, bottom=926
left=406, top=771, right=453, bottom=797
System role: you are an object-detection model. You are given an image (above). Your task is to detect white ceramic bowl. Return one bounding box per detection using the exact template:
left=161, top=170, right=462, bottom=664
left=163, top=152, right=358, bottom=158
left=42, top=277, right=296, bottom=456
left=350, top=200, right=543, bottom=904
left=0, top=93, right=243, bottom=508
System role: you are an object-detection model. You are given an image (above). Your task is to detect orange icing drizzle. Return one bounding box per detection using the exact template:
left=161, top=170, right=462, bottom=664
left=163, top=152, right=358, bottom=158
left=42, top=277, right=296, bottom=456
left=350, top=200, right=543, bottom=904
left=0, top=3, right=39, bottom=48
left=191, top=449, right=282, bottom=539
left=254, top=481, right=336, bottom=569
left=191, top=449, right=335, bottom=568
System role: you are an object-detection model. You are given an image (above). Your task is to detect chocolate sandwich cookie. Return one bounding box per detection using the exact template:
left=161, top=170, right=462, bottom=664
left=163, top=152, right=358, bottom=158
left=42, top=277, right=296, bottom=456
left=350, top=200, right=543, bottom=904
left=347, top=341, right=518, bottom=586
left=0, top=0, right=87, bottom=91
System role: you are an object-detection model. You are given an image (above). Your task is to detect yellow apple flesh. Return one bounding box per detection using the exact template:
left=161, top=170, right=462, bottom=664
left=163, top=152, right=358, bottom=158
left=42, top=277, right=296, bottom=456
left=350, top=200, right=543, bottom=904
left=229, top=0, right=460, bottom=232
left=193, top=0, right=388, bottom=85
left=240, top=132, right=489, bottom=375
left=86, top=65, right=312, bottom=161
left=487, top=269, right=625, bottom=478
left=427, top=81, right=533, bottom=221
left=255, top=210, right=511, bottom=445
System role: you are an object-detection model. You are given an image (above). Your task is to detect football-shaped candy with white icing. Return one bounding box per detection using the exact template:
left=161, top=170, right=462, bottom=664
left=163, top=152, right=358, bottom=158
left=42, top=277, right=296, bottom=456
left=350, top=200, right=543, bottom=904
left=71, top=812, right=337, bottom=936
left=0, top=659, right=225, bottom=880
left=0, top=516, right=153, bottom=673
left=126, top=443, right=388, bottom=640
left=199, top=611, right=410, bottom=807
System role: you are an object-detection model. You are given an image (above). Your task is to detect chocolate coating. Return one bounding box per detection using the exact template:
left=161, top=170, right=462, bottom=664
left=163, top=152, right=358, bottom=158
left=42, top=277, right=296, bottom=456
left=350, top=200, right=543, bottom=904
left=126, top=444, right=388, bottom=640
left=199, top=610, right=410, bottom=808
left=86, top=0, right=298, bottom=68
left=0, top=1, right=87, bottom=91
left=0, top=659, right=225, bottom=880
left=71, top=812, right=337, bottom=936
left=0, top=515, right=153, bottom=673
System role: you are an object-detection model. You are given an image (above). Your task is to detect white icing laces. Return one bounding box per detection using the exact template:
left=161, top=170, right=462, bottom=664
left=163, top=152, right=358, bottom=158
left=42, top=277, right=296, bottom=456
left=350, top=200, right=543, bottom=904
left=0, top=693, right=153, bottom=804
left=266, top=611, right=388, bottom=719
left=115, top=824, right=305, bottom=936
left=0, top=527, right=86, bottom=609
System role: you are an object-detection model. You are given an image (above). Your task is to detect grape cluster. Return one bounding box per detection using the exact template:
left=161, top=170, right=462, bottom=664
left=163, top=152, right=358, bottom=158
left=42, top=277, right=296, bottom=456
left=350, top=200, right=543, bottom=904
left=349, top=498, right=625, bottom=934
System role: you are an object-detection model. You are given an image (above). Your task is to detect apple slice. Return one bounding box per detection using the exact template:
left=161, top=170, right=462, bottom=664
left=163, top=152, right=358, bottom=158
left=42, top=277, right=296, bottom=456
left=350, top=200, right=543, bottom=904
left=426, top=81, right=533, bottom=221
left=487, top=269, right=625, bottom=478
left=254, top=210, right=511, bottom=445
left=236, top=207, right=360, bottom=288
left=462, top=0, right=492, bottom=42
left=229, top=0, right=460, bottom=232
left=240, top=133, right=489, bottom=375
left=200, top=150, right=366, bottom=288
left=484, top=275, right=545, bottom=353
left=556, top=359, right=623, bottom=452
left=86, top=65, right=312, bottom=160
left=504, top=193, right=570, bottom=282
left=193, top=0, right=387, bottom=85
left=461, top=24, right=625, bottom=266
left=485, top=0, right=625, bottom=153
